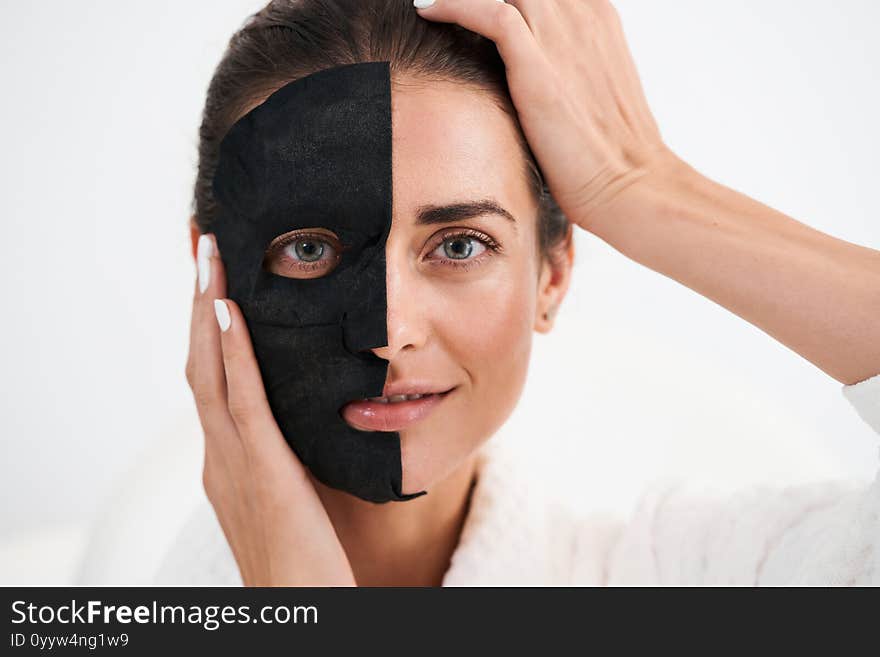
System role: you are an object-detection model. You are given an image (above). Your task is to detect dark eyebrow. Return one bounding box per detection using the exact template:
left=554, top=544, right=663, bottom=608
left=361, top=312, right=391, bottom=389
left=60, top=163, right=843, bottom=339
left=415, top=199, right=517, bottom=231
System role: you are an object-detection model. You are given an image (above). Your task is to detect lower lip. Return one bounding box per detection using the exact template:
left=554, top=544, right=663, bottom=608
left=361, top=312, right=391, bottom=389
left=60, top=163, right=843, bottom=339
left=341, top=390, right=453, bottom=433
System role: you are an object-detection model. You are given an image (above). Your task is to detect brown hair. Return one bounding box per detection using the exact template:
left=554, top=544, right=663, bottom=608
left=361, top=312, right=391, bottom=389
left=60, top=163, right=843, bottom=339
left=192, top=0, right=570, bottom=262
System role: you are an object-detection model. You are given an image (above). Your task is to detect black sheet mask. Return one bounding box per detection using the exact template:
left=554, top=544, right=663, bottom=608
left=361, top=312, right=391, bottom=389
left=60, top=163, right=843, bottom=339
left=210, top=61, right=427, bottom=503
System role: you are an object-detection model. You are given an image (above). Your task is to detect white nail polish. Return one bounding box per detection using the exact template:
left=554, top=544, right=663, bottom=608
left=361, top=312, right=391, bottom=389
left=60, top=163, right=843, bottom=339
left=413, top=0, right=435, bottom=8
left=214, top=299, right=231, bottom=332
left=197, top=234, right=213, bottom=294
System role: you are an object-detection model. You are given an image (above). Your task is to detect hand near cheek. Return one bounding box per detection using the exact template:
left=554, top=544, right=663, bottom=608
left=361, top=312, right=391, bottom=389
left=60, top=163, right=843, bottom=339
left=415, top=0, right=681, bottom=233
left=185, top=234, right=356, bottom=587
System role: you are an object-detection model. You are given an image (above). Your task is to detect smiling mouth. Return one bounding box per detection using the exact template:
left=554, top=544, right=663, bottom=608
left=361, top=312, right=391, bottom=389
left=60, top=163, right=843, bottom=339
left=341, top=388, right=456, bottom=433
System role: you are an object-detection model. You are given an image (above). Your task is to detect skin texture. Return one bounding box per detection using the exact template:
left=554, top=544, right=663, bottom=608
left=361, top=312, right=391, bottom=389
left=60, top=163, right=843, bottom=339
left=185, top=0, right=880, bottom=586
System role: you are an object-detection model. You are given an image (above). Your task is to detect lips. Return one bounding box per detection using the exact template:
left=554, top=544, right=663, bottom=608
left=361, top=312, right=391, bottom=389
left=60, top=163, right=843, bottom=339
left=341, top=387, right=455, bottom=432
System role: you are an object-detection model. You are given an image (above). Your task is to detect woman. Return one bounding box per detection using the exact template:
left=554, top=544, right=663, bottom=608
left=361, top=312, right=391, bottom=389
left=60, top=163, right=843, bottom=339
left=161, top=0, right=880, bottom=585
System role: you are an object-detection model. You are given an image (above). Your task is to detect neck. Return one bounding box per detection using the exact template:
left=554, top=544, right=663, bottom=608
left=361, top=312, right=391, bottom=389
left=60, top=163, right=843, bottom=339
left=309, top=454, right=479, bottom=587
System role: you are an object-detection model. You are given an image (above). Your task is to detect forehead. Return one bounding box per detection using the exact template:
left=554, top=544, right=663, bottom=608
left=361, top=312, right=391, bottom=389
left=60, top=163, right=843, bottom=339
left=214, top=65, right=533, bottom=236
left=390, top=75, right=531, bottom=215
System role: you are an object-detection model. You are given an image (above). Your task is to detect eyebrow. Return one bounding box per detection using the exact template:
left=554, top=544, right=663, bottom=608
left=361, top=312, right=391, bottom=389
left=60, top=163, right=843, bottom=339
left=415, top=199, right=517, bottom=231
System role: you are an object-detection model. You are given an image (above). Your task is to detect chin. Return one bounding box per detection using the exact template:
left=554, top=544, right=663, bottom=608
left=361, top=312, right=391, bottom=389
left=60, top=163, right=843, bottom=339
left=398, top=429, right=484, bottom=497
left=396, top=376, right=529, bottom=497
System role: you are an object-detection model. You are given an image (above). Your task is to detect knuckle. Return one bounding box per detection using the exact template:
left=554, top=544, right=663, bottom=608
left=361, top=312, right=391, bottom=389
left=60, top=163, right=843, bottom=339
left=201, top=464, right=217, bottom=500
left=523, top=69, right=564, bottom=116
left=226, top=393, right=256, bottom=429
left=192, top=385, right=221, bottom=415
left=494, top=1, right=523, bottom=33
left=202, top=458, right=216, bottom=498
left=184, top=358, right=197, bottom=388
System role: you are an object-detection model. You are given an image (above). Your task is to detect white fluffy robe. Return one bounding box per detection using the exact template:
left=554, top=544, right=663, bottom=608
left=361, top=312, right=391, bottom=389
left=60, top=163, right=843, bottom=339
left=155, top=374, right=880, bottom=586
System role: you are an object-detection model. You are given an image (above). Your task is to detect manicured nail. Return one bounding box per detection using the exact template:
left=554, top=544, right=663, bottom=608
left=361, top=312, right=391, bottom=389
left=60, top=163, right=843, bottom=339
left=214, top=299, right=231, bottom=332
left=413, top=0, right=435, bottom=8
left=197, top=234, right=213, bottom=294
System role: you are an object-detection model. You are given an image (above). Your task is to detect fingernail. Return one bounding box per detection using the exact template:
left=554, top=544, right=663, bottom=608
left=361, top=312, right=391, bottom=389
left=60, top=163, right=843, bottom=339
left=413, top=0, right=435, bottom=8
left=214, top=299, right=231, bottom=332
left=197, top=234, right=213, bottom=294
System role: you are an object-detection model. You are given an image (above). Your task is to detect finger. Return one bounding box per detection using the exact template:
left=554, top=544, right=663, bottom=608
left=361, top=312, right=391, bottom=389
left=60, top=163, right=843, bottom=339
left=213, top=297, right=299, bottom=468
left=414, top=0, right=547, bottom=91
left=186, top=234, right=236, bottom=440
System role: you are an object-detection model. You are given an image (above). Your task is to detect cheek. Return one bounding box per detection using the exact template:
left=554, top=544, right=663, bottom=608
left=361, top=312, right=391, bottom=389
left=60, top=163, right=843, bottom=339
left=400, top=269, right=536, bottom=493
left=398, top=251, right=539, bottom=494
left=436, top=260, right=536, bottom=432
left=453, top=277, right=533, bottom=379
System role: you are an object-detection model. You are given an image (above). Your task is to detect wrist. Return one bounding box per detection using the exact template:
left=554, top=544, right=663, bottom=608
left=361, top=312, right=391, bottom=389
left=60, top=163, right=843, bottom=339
left=582, top=150, right=708, bottom=252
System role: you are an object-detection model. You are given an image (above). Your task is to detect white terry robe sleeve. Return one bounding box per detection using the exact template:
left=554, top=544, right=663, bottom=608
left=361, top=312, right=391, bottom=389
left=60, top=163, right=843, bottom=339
left=601, top=373, right=880, bottom=586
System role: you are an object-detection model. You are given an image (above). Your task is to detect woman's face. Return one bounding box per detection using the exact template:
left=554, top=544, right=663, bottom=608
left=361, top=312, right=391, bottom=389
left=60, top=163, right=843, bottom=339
left=200, top=75, right=573, bottom=497
left=337, top=76, right=570, bottom=494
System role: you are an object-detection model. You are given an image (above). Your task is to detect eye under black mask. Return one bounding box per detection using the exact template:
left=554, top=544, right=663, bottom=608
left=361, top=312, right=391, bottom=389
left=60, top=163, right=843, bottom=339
left=210, top=61, right=427, bottom=504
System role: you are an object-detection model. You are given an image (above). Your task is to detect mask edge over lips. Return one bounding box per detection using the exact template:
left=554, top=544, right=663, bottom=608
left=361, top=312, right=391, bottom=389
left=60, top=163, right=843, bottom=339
left=210, top=61, right=428, bottom=504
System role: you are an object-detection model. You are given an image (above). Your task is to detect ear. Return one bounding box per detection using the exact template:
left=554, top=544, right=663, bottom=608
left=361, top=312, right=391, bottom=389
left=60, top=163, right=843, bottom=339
left=534, top=223, right=575, bottom=334
left=189, top=216, right=200, bottom=263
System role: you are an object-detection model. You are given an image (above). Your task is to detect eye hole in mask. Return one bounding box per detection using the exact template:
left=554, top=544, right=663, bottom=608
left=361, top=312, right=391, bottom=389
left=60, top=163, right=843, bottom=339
left=262, top=227, right=346, bottom=279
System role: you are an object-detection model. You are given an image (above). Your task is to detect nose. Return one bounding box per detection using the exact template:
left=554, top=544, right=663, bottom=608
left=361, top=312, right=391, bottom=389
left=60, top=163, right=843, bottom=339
left=370, top=248, right=428, bottom=362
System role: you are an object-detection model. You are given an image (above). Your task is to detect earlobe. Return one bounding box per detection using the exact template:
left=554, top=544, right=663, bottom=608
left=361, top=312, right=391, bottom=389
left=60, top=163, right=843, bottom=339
left=535, top=304, right=557, bottom=334
left=534, top=261, right=557, bottom=333
left=534, top=226, right=575, bottom=334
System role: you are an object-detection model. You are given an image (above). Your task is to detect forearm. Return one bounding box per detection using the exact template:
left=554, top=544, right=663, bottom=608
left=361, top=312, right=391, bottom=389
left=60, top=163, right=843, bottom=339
left=589, top=157, right=880, bottom=385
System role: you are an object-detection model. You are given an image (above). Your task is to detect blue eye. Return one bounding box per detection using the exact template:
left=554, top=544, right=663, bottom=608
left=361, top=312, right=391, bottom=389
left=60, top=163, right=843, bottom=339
left=292, top=239, right=325, bottom=262
left=264, top=228, right=342, bottom=280
left=432, top=236, right=487, bottom=261
left=444, top=237, right=474, bottom=259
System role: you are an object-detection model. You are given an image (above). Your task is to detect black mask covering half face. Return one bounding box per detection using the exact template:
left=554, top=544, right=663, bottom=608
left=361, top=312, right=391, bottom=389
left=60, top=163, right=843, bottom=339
left=210, top=61, right=427, bottom=504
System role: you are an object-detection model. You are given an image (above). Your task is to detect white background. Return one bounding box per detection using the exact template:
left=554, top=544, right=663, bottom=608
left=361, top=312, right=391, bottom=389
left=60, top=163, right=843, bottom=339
left=1, top=1, right=878, bottom=582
